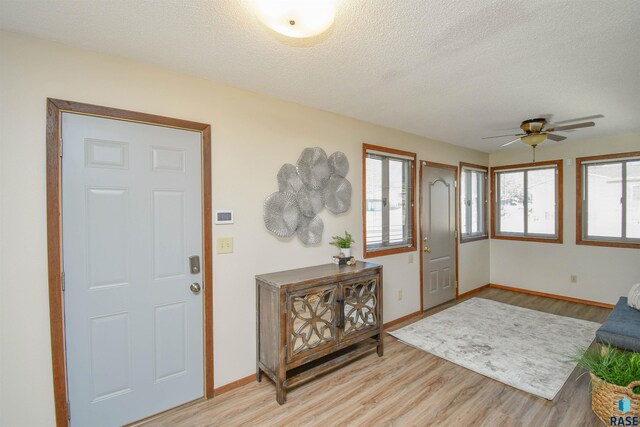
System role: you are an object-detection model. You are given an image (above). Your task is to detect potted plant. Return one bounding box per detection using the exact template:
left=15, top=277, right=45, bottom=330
left=574, top=345, right=640, bottom=423
left=330, top=231, right=354, bottom=258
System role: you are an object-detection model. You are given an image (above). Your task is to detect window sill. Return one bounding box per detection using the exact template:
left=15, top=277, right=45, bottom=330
left=363, top=245, right=417, bottom=259
left=460, top=235, right=488, bottom=244
left=576, top=238, right=640, bottom=249
left=491, top=234, right=563, bottom=244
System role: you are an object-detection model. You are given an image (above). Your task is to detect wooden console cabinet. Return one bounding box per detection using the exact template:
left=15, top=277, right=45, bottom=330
left=256, top=262, right=383, bottom=404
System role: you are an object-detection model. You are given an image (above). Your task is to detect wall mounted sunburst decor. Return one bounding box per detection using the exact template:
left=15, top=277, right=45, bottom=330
left=264, top=147, right=351, bottom=244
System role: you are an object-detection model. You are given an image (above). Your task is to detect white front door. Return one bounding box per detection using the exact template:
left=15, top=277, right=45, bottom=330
left=421, top=163, right=457, bottom=310
left=62, top=113, right=204, bottom=426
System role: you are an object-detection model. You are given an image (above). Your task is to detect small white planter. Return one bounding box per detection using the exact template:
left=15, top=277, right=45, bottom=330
left=340, top=248, right=351, bottom=258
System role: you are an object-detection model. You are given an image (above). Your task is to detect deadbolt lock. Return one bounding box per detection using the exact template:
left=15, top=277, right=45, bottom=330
left=189, top=255, right=200, bottom=274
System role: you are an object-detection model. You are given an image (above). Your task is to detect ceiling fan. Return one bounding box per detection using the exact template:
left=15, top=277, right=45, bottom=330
left=483, top=116, right=600, bottom=161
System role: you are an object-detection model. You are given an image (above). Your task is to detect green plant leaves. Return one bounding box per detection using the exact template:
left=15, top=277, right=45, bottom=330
left=329, top=230, right=354, bottom=249
left=574, top=345, right=640, bottom=393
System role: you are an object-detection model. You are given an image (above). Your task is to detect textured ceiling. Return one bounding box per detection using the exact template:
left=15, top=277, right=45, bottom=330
left=2, top=0, right=640, bottom=152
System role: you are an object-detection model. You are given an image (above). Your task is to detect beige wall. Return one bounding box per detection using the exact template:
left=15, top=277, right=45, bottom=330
left=0, top=32, right=489, bottom=426
left=489, top=134, right=640, bottom=304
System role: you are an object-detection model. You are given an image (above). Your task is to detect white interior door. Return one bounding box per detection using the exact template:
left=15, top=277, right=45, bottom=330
left=421, top=163, right=457, bottom=310
left=62, top=113, right=203, bottom=426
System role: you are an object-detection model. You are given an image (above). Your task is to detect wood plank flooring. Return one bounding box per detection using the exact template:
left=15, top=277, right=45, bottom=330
left=141, top=288, right=611, bottom=427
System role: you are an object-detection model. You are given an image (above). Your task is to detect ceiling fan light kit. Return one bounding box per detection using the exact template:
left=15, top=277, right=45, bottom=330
left=484, top=116, right=599, bottom=161
left=521, top=133, right=547, bottom=146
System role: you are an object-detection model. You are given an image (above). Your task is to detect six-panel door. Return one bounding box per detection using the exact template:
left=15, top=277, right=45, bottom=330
left=62, top=113, right=204, bottom=426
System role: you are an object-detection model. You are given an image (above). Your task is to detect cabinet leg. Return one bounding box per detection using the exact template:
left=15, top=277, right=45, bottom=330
left=256, top=366, right=262, bottom=383
left=276, top=382, right=286, bottom=405
left=377, top=337, right=384, bottom=357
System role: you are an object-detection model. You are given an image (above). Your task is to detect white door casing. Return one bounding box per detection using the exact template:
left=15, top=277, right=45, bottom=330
left=421, top=163, right=457, bottom=310
left=62, top=113, right=203, bottom=426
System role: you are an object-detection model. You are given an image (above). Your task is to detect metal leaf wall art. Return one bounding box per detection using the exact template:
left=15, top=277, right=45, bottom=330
left=264, top=147, right=352, bottom=244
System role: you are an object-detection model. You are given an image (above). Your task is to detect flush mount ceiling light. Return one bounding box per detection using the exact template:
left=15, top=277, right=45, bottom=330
left=254, top=0, right=336, bottom=38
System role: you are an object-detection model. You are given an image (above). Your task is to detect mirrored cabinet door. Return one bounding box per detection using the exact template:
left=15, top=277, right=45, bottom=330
left=340, top=276, right=379, bottom=341
left=287, top=284, right=337, bottom=362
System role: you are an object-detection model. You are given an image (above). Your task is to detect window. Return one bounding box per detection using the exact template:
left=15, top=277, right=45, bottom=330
left=577, top=152, right=640, bottom=249
left=362, top=144, right=416, bottom=257
left=491, top=160, right=563, bottom=243
left=460, top=163, right=488, bottom=242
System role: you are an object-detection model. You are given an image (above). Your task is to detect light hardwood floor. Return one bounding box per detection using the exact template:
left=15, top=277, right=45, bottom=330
left=142, top=288, right=610, bottom=427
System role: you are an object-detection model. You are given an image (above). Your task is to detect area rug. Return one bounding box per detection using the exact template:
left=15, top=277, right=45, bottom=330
left=387, top=298, right=601, bottom=400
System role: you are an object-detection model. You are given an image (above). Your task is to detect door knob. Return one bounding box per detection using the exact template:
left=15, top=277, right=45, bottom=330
left=423, top=247, right=431, bottom=253
left=423, top=236, right=428, bottom=242
left=190, top=282, right=201, bottom=294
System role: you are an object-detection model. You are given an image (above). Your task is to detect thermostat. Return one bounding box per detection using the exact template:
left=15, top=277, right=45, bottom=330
left=215, top=210, right=234, bottom=224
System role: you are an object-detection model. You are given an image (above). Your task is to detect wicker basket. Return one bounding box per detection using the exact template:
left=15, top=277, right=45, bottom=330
left=590, top=373, right=640, bottom=424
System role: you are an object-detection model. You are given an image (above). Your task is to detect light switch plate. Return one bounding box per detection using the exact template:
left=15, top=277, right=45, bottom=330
left=216, top=237, right=233, bottom=254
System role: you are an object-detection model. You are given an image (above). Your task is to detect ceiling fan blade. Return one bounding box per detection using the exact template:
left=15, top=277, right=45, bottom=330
left=549, top=114, right=603, bottom=126
left=546, top=121, right=595, bottom=132
left=482, top=133, right=524, bottom=140
left=500, top=138, right=521, bottom=147
left=546, top=133, right=567, bottom=142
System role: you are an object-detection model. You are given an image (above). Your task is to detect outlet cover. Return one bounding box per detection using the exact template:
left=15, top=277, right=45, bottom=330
left=570, top=275, right=578, bottom=283
left=398, top=289, right=403, bottom=300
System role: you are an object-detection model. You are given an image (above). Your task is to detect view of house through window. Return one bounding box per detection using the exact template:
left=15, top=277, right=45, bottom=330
left=363, top=145, right=416, bottom=256
left=492, top=161, right=561, bottom=241
left=460, top=165, right=487, bottom=241
left=582, top=157, right=640, bottom=242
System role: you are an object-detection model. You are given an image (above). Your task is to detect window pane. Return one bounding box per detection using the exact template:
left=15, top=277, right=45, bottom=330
left=587, top=163, right=622, bottom=238
left=388, top=159, right=409, bottom=244
left=527, top=168, right=556, bottom=235
left=477, top=172, right=487, bottom=235
left=498, top=171, right=524, bottom=233
left=365, top=151, right=414, bottom=252
left=627, top=161, right=640, bottom=239
left=366, top=156, right=383, bottom=246
left=476, top=171, right=485, bottom=234
left=471, top=171, right=479, bottom=233
left=461, top=169, right=486, bottom=238
left=461, top=171, right=468, bottom=235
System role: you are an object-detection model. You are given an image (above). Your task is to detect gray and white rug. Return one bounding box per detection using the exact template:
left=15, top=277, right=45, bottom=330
left=387, top=298, right=600, bottom=400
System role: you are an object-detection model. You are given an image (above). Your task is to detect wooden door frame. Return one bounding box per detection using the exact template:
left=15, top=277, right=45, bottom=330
left=46, top=98, right=214, bottom=426
left=418, top=161, right=459, bottom=312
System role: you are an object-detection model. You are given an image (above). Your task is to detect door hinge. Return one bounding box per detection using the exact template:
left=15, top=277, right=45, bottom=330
left=454, top=180, right=457, bottom=188
left=67, top=400, right=71, bottom=420
left=456, top=281, right=458, bottom=289
left=59, top=138, right=63, bottom=157
left=61, top=271, right=65, bottom=291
